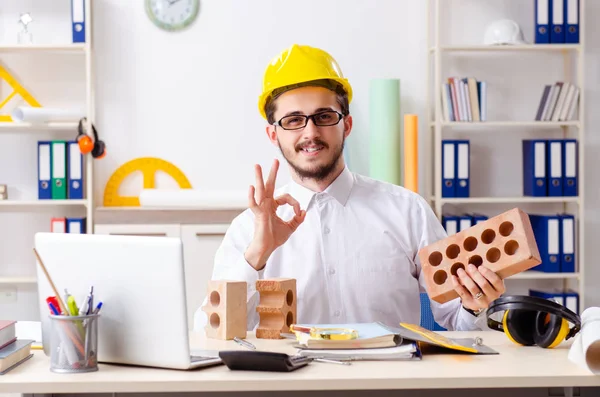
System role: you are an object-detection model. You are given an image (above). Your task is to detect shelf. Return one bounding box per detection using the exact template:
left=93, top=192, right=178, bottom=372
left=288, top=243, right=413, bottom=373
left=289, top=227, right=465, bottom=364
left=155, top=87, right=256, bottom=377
left=507, top=271, right=579, bottom=280
left=0, top=44, right=86, bottom=53
left=430, top=44, right=581, bottom=53
left=432, top=196, right=579, bottom=204
left=431, top=121, right=580, bottom=128
left=0, top=277, right=37, bottom=284
left=0, top=199, right=88, bottom=207
left=0, top=122, right=79, bottom=131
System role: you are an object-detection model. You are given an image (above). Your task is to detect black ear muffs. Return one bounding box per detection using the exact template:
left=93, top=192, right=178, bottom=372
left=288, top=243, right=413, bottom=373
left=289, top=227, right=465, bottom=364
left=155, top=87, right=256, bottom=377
left=76, top=117, right=106, bottom=159
left=487, top=295, right=580, bottom=349
left=503, top=309, right=537, bottom=346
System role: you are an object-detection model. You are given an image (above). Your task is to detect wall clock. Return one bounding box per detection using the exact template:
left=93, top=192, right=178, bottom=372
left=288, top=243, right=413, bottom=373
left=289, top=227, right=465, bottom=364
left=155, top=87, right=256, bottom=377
left=145, top=0, right=200, bottom=31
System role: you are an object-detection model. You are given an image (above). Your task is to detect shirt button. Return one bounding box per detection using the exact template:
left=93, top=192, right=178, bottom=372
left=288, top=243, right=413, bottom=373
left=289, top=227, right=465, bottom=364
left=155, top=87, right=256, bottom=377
left=334, top=310, right=341, bottom=317
left=328, top=268, right=336, bottom=275
left=324, top=227, right=330, bottom=234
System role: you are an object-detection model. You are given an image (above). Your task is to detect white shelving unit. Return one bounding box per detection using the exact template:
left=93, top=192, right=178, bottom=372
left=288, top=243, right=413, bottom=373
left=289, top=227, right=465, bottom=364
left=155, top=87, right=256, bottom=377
left=426, top=0, right=585, bottom=310
left=0, top=0, right=94, bottom=286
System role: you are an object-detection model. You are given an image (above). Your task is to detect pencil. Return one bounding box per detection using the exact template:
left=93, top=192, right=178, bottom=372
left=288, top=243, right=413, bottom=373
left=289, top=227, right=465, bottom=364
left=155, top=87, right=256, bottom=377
left=33, top=248, right=69, bottom=315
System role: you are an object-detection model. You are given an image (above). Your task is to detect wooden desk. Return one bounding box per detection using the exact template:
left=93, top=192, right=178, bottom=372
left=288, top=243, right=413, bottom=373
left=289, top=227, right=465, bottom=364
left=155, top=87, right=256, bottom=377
left=0, top=331, right=599, bottom=395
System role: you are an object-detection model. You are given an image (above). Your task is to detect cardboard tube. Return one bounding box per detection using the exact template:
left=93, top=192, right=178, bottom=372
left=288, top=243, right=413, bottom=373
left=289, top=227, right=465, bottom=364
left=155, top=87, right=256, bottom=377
left=404, top=114, right=418, bottom=193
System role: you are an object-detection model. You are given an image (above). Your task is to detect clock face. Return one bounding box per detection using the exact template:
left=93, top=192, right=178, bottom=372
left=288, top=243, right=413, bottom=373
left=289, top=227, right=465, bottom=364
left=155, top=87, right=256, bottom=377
left=145, top=0, right=200, bottom=31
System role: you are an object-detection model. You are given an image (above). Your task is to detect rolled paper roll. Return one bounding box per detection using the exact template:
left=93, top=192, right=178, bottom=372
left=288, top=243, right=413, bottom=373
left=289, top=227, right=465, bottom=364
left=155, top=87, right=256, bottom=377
left=369, top=78, right=401, bottom=185
left=11, top=106, right=86, bottom=123
left=404, top=114, right=418, bottom=193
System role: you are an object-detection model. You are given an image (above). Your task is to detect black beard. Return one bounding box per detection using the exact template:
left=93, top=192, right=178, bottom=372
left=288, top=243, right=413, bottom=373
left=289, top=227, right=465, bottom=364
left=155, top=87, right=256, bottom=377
left=278, top=138, right=345, bottom=182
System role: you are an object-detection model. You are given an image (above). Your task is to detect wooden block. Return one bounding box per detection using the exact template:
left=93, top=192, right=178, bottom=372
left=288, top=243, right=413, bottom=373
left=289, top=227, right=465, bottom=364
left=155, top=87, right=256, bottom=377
left=418, top=208, right=542, bottom=304
left=201, top=280, right=247, bottom=340
left=0, top=184, right=6, bottom=200
left=255, top=278, right=297, bottom=339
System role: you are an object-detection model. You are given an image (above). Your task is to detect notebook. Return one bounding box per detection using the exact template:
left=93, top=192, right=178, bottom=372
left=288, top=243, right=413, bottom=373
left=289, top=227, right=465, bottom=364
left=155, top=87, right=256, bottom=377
left=291, top=322, right=401, bottom=349
left=0, top=320, right=16, bottom=350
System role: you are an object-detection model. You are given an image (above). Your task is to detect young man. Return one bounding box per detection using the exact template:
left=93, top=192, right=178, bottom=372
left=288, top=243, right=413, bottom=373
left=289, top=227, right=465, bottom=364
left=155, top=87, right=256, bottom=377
left=194, top=44, right=505, bottom=332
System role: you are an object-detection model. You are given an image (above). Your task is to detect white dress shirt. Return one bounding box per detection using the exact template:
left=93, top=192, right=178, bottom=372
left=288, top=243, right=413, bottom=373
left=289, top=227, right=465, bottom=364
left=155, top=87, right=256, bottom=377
left=193, top=166, right=480, bottom=332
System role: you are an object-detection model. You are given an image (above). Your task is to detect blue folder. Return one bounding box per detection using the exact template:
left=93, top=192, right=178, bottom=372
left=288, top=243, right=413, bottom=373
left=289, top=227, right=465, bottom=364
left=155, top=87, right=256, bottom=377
left=529, top=214, right=561, bottom=272
left=564, top=0, right=579, bottom=43
left=547, top=139, right=563, bottom=196
left=559, top=213, right=575, bottom=272
left=535, top=0, right=551, bottom=43
left=550, top=0, right=565, bottom=43
left=523, top=140, right=547, bottom=196
left=562, top=139, right=578, bottom=196
left=37, top=141, right=52, bottom=200
left=442, top=215, right=459, bottom=236
left=455, top=140, right=470, bottom=197
left=442, top=140, right=456, bottom=197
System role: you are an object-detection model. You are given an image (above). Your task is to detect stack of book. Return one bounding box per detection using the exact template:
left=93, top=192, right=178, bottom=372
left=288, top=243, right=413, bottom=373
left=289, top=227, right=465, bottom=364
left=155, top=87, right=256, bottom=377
left=0, top=320, right=34, bottom=375
left=290, top=322, right=498, bottom=361
left=441, top=77, right=487, bottom=122
left=534, top=82, right=580, bottom=122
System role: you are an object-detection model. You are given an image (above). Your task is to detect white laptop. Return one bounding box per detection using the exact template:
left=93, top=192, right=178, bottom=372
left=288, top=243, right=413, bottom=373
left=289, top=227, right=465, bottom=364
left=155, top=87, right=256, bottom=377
left=34, top=232, right=222, bottom=370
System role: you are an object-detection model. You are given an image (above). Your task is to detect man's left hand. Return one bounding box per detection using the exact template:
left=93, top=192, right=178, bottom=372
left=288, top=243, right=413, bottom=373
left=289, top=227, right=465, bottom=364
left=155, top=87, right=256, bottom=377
left=451, top=264, right=506, bottom=311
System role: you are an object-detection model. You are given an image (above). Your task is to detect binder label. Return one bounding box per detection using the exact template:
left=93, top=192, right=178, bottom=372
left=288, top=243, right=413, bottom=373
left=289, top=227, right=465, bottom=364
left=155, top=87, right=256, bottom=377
left=565, top=141, right=576, bottom=177
left=458, top=143, right=469, bottom=179
left=39, top=144, right=50, bottom=181
left=535, top=142, right=545, bottom=178
left=548, top=219, right=559, bottom=255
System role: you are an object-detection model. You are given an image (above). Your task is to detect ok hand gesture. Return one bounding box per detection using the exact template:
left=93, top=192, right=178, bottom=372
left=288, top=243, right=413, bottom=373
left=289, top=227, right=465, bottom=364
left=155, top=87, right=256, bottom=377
left=244, top=159, right=306, bottom=270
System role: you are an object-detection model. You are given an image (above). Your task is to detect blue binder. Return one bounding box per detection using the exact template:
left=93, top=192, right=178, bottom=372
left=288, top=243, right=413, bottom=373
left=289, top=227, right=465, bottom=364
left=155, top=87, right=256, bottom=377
left=455, top=140, right=470, bottom=197
left=71, top=0, right=86, bottom=43
left=471, top=213, right=488, bottom=225
left=67, top=141, right=83, bottom=199
left=66, top=217, right=86, bottom=234
left=547, top=139, right=563, bottom=196
left=529, top=214, right=561, bottom=272
left=442, top=215, right=458, bottom=236
left=563, top=289, right=580, bottom=314
left=562, top=139, right=578, bottom=196
left=529, top=289, right=564, bottom=305
left=37, top=141, right=52, bottom=199
left=442, top=140, right=456, bottom=197
left=523, top=140, right=547, bottom=196
left=550, top=0, right=565, bottom=43
left=559, top=213, right=575, bottom=272
left=535, top=0, right=551, bottom=43
left=564, top=0, right=579, bottom=43
left=459, top=215, right=472, bottom=232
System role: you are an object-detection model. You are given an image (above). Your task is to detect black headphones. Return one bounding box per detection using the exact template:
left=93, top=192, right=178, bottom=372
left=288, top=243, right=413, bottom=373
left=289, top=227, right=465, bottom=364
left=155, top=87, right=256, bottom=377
left=486, top=295, right=581, bottom=348
left=76, top=117, right=106, bottom=159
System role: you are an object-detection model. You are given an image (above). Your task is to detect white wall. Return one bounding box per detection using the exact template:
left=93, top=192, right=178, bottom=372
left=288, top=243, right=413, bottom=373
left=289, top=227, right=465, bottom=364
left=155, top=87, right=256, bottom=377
left=0, top=0, right=599, bottom=320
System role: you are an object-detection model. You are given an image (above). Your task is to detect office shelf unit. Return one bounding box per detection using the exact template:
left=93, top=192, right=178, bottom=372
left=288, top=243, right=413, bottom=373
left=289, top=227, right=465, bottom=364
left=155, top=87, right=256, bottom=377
left=0, top=0, right=95, bottom=286
left=426, top=0, right=585, bottom=309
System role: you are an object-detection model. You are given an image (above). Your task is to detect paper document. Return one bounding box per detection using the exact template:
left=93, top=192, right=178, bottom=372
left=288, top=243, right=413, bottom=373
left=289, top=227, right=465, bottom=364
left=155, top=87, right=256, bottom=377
left=568, top=307, right=600, bottom=373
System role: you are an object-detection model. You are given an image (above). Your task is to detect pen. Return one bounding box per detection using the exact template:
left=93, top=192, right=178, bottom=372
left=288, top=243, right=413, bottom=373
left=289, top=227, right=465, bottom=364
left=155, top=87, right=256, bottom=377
left=313, top=358, right=351, bottom=365
left=48, top=301, right=60, bottom=315
left=92, top=302, right=103, bottom=315
left=233, top=337, right=256, bottom=350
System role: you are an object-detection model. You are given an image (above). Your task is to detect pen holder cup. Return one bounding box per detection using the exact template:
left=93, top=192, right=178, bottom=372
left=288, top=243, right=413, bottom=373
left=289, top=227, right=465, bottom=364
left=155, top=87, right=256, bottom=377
left=48, top=313, right=100, bottom=373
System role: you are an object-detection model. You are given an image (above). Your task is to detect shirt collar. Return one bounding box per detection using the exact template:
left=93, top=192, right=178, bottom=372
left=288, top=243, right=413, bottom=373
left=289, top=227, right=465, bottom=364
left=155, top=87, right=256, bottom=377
left=288, top=166, right=354, bottom=210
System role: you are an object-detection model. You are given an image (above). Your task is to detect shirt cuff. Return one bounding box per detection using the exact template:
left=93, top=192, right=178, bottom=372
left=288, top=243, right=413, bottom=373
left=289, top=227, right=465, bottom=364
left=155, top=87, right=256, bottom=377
left=457, top=305, right=485, bottom=331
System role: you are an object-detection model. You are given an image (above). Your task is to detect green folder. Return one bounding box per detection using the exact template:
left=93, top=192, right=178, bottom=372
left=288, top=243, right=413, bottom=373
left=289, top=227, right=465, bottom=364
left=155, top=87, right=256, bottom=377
left=51, top=140, right=67, bottom=199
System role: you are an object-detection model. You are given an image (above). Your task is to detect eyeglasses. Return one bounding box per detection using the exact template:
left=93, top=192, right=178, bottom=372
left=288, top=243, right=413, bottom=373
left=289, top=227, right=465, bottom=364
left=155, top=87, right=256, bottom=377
left=274, top=110, right=344, bottom=131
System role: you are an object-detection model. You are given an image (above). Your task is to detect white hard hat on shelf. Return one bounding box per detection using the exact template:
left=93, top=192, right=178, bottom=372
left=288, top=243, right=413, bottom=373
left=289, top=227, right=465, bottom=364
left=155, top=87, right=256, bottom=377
left=483, top=19, right=527, bottom=45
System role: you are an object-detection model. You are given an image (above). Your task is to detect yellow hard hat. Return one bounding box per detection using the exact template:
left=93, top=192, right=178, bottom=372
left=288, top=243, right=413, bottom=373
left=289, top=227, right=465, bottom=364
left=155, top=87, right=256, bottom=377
left=258, top=44, right=353, bottom=120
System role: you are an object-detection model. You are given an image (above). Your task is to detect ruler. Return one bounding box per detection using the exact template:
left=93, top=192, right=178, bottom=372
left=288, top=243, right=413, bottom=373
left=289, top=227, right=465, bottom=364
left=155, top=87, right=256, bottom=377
left=103, top=157, right=192, bottom=207
left=0, top=64, right=42, bottom=121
